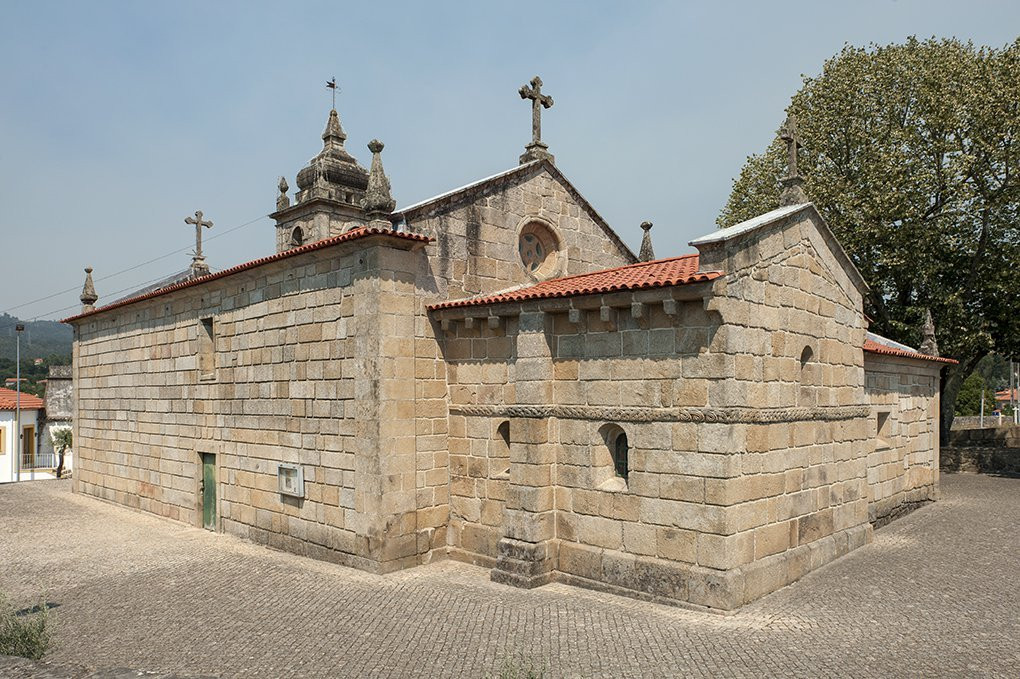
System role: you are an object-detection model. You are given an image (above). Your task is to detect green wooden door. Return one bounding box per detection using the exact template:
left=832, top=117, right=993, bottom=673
left=201, top=453, right=216, bottom=530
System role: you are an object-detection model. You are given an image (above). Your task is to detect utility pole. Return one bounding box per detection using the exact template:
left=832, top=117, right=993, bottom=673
left=980, top=388, right=985, bottom=428
left=1011, top=358, right=1018, bottom=426
left=15, top=323, right=23, bottom=482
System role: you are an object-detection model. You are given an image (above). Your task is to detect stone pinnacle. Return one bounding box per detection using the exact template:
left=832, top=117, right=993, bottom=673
left=80, top=267, right=98, bottom=311
left=362, top=139, right=396, bottom=226
left=639, top=221, right=655, bottom=262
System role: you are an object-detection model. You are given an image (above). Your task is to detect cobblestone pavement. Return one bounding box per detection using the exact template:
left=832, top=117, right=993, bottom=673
left=2, top=474, right=1019, bottom=678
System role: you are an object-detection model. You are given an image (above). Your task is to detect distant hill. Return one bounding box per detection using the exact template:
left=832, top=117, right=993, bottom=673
left=0, top=313, right=73, bottom=361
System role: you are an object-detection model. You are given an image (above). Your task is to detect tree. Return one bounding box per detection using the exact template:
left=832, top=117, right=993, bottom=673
left=955, top=373, right=997, bottom=416
left=50, top=426, right=72, bottom=479
left=719, top=37, right=1020, bottom=441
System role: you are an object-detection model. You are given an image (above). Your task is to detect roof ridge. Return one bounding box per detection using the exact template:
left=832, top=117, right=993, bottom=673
left=531, top=253, right=702, bottom=287
left=63, top=227, right=431, bottom=324
left=395, top=159, right=638, bottom=264
left=395, top=162, right=539, bottom=214
left=863, top=338, right=957, bottom=365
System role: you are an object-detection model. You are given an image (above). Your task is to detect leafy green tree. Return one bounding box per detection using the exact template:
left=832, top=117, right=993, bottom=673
left=955, top=373, right=997, bottom=416
left=719, top=37, right=1020, bottom=441
left=975, top=352, right=1010, bottom=391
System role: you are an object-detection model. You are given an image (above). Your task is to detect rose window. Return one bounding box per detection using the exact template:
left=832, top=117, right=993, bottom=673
left=517, top=222, right=559, bottom=279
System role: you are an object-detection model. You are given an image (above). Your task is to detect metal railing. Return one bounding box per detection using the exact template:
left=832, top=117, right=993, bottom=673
left=21, top=450, right=56, bottom=470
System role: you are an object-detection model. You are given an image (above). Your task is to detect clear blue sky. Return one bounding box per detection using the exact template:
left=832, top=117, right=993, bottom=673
left=1, top=1, right=1018, bottom=321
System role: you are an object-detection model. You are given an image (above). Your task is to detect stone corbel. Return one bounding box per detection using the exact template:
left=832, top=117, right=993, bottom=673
left=599, top=304, right=616, bottom=330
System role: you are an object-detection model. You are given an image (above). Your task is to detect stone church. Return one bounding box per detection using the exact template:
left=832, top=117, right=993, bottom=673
left=64, top=79, right=954, bottom=612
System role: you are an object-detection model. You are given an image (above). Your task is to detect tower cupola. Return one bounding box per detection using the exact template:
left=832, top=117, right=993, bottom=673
left=271, top=107, right=372, bottom=253
left=294, top=109, right=369, bottom=204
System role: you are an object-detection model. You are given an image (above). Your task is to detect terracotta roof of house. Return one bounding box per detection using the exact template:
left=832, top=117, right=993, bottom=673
left=995, top=388, right=1018, bottom=402
left=429, top=254, right=721, bottom=311
left=64, top=227, right=431, bottom=324
left=863, top=338, right=957, bottom=365
left=0, top=387, right=45, bottom=410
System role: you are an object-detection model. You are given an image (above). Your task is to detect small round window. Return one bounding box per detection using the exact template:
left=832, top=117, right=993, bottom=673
left=518, top=222, right=560, bottom=279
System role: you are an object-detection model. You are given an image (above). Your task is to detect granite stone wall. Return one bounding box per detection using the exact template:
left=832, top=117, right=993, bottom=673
left=73, top=237, right=425, bottom=573
left=407, top=163, right=635, bottom=567
left=435, top=209, right=879, bottom=611
left=863, top=353, right=942, bottom=525
left=405, top=163, right=634, bottom=302
left=70, top=166, right=636, bottom=578
left=941, top=425, right=1020, bottom=474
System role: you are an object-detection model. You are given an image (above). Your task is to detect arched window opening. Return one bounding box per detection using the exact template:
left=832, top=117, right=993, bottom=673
left=597, top=423, right=629, bottom=491
left=612, top=430, right=629, bottom=480
left=290, top=226, right=304, bottom=247
left=494, top=420, right=511, bottom=479
left=800, top=345, right=814, bottom=370
left=799, top=344, right=816, bottom=406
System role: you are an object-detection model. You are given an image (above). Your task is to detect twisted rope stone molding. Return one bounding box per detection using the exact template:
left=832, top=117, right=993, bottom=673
left=449, top=403, right=871, bottom=424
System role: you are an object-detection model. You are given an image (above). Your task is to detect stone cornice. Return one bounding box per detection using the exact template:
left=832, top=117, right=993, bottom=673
left=449, top=404, right=870, bottom=424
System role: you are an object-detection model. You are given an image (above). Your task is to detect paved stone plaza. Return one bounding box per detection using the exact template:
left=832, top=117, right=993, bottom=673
left=2, top=474, right=1019, bottom=678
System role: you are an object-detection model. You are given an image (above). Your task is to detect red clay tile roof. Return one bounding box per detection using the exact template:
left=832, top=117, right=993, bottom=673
left=63, top=227, right=431, bottom=324
left=429, top=254, right=721, bottom=310
left=863, top=339, right=957, bottom=365
left=0, top=387, right=45, bottom=410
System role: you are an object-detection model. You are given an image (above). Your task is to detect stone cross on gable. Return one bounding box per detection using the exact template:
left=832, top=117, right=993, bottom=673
left=184, top=210, right=214, bottom=273
left=778, top=113, right=809, bottom=206
left=519, top=76, right=555, bottom=164
left=779, top=113, right=802, bottom=178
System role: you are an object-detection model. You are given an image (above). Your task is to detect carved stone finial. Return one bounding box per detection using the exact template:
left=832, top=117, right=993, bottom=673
left=920, top=308, right=940, bottom=357
left=184, top=210, right=214, bottom=275
left=639, top=221, right=656, bottom=262
left=519, top=76, right=555, bottom=164
left=361, top=139, right=396, bottom=227
left=276, top=176, right=290, bottom=211
left=778, top=113, right=809, bottom=206
left=322, top=108, right=347, bottom=146
left=80, top=267, right=98, bottom=312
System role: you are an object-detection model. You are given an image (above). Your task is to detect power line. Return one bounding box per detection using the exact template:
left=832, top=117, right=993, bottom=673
left=29, top=260, right=229, bottom=323
left=28, top=269, right=200, bottom=322
left=1, top=214, right=269, bottom=317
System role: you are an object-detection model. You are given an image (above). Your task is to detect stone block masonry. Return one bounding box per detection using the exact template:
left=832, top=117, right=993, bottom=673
left=73, top=235, right=430, bottom=574
left=864, top=353, right=942, bottom=525
left=67, top=104, right=949, bottom=613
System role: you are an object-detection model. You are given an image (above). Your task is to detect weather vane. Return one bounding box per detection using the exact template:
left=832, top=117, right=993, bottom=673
left=326, top=77, right=338, bottom=109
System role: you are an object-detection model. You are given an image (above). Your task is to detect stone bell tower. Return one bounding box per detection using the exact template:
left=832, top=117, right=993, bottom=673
left=271, top=107, right=371, bottom=252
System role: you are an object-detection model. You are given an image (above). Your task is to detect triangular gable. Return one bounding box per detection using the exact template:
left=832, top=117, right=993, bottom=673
left=394, top=159, right=638, bottom=263
left=689, top=203, right=869, bottom=297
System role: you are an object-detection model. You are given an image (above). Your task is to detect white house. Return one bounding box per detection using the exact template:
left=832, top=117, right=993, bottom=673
left=0, top=387, right=44, bottom=483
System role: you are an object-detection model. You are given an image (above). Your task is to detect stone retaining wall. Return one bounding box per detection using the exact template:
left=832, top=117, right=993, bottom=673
left=951, top=415, right=1015, bottom=430
left=947, top=425, right=1020, bottom=447
left=941, top=446, right=1020, bottom=475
